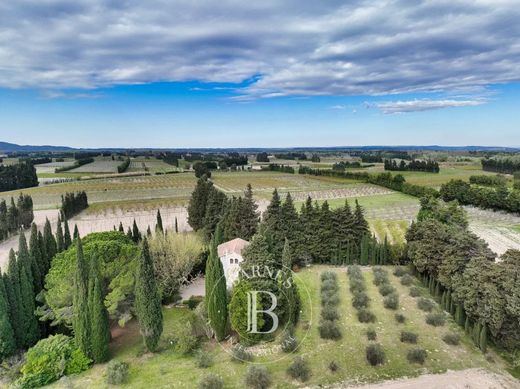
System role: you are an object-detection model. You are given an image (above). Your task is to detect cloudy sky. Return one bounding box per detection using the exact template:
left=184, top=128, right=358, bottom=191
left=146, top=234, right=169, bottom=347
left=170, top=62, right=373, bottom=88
left=1, top=0, right=519, bottom=147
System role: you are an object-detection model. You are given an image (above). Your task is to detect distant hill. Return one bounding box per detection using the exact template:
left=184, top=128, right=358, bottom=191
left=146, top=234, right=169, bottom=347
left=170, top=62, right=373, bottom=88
left=0, top=141, right=518, bottom=154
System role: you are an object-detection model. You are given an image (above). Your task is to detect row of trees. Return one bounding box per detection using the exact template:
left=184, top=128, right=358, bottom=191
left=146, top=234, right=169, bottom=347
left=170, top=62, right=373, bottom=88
left=60, top=191, right=88, bottom=220
left=0, top=161, right=39, bottom=191
left=481, top=157, right=520, bottom=174
left=440, top=179, right=520, bottom=213
left=384, top=159, right=440, bottom=173
left=262, top=164, right=295, bottom=173
left=0, top=194, right=34, bottom=241
left=55, top=157, right=94, bottom=173
left=117, top=158, right=131, bottom=173
left=406, top=197, right=520, bottom=350
left=469, top=174, right=508, bottom=187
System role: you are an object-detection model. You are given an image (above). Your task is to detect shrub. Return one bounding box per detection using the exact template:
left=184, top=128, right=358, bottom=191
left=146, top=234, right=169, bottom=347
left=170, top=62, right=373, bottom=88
left=379, top=284, right=396, bottom=296
left=328, top=361, right=339, bottom=372
left=319, top=320, right=342, bottom=340
left=17, top=335, right=91, bottom=388
left=349, top=279, right=366, bottom=293
left=321, top=279, right=338, bottom=293
left=358, top=309, right=376, bottom=323
left=352, top=292, right=370, bottom=309
left=395, top=313, right=406, bottom=323
left=321, top=292, right=340, bottom=307
left=281, top=332, right=298, bottom=353
left=321, top=306, right=340, bottom=321
left=175, top=320, right=198, bottom=354
left=417, top=298, right=435, bottom=312
left=232, top=345, right=253, bottom=362
left=426, top=313, right=446, bottom=327
left=366, top=344, right=385, bottom=366
left=106, top=360, right=129, bottom=385
left=442, top=333, right=461, bottom=345
left=366, top=328, right=377, bottom=341
left=409, top=287, right=421, bottom=297
left=373, top=273, right=389, bottom=286
left=393, top=267, right=408, bottom=277
left=383, top=293, right=399, bottom=310
left=245, top=365, right=271, bottom=389
left=286, top=356, right=310, bottom=382
left=400, top=274, right=414, bottom=286
left=321, top=271, right=336, bottom=282
left=400, top=331, right=418, bottom=344
left=196, top=351, right=213, bottom=368
left=407, top=348, right=427, bottom=364
left=347, top=265, right=362, bottom=278
left=199, top=373, right=224, bottom=389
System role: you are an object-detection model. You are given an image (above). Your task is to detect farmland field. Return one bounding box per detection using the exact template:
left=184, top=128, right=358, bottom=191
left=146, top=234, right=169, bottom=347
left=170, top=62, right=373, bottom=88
left=44, top=265, right=510, bottom=389
left=69, top=158, right=122, bottom=173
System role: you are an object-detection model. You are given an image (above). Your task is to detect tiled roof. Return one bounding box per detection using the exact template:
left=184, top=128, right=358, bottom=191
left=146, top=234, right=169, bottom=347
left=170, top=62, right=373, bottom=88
left=218, top=238, right=250, bottom=257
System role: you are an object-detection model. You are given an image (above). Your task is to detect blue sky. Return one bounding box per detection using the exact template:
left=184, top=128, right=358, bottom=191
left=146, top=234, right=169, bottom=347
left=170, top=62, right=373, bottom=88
left=0, top=1, right=519, bottom=148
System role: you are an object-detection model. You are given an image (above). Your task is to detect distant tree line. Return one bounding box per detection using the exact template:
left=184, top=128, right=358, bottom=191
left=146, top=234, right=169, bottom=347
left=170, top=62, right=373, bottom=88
left=274, top=152, right=307, bottom=160
left=384, top=159, right=440, bottom=173
left=60, top=191, right=89, bottom=220
left=159, top=152, right=182, bottom=166
left=482, top=157, right=520, bottom=174
left=23, top=157, right=52, bottom=165
left=117, top=157, right=131, bottom=173
left=440, top=180, right=520, bottom=213
left=0, top=194, right=34, bottom=241
left=55, top=157, right=94, bottom=173
left=262, top=164, right=295, bottom=174
left=256, top=152, right=269, bottom=162
left=360, top=155, right=383, bottom=163
left=332, top=161, right=374, bottom=171
left=407, top=197, right=520, bottom=350
left=469, top=174, right=507, bottom=187
left=0, top=161, right=38, bottom=191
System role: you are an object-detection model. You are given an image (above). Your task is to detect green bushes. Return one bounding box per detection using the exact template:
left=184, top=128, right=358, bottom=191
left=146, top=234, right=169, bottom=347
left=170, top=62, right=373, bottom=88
left=352, top=292, right=370, bottom=309
left=232, top=345, right=253, bottom=362
left=358, top=309, right=376, bottom=323
left=366, top=328, right=377, bottom=341
left=17, top=335, right=91, bottom=388
left=395, top=313, right=406, bottom=323
left=442, top=333, right=460, bottom=346
left=196, top=351, right=214, bottom=368
left=417, top=298, right=435, bottom=312
left=409, top=287, right=421, bottom=297
left=245, top=365, right=271, bottom=389
left=320, top=271, right=341, bottom=340
left=393, top=267, right=408, bottom=277
left=106, top=360, right=129, bottom=385
left=426, top=313, right=446, bottom=327
left=286, top=356, right=310, bottom=382
left=348, top=266, right=377, bottom=324
left=400, top=274, right=414, bottom=286
left=280, top=331, right=298, bottom=353
left=366, top=344, right=385, bottom=366
left=383, top=293, right=399, bottom=310
left=378, top=284, right=396, bottom=296
left=407, top=348, right=427, bottom=364
left=199, top=373, right=224, bottom=389
left=400, top=331, right=418, bottom=344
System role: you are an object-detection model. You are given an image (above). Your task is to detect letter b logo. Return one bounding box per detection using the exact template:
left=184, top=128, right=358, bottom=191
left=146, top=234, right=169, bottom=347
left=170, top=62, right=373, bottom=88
left=247, top=291, right=279, bottom=334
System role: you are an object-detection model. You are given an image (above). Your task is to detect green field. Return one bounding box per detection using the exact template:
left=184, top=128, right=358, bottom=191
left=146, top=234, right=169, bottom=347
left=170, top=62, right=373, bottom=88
left=46, top=266, right=501, bottom=389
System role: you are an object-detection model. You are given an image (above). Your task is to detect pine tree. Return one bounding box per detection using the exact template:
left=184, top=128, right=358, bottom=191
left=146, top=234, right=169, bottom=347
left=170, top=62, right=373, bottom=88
left=73, top=238, right=91, bottom=358
left=205, top=231, right=228, bottom=341
left=220, top=197, right=242, bottom=242
left=263, top=189, right=285, bottom=258
left=0, top=275, right=16, bottom=359
left=135, top=238, right=163, bottom=352
left=280, top=193, right=300, bottom=260
left=63, top=218, right=72, bottom=250
left=88, top=252, right=110, bottom=363
left=239, top=184, right=259, bottom=240
left=29, top=223, right=43, bottom=293
left=156, top=210, right=163, bottom=233
left=353, top=200, right=369, bottom=244
left=56, top=217, right=64, bottom=253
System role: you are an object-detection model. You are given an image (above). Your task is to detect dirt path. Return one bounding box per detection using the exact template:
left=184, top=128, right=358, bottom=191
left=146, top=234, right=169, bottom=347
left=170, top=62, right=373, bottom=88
left=330, top=368, right=519, bottom=389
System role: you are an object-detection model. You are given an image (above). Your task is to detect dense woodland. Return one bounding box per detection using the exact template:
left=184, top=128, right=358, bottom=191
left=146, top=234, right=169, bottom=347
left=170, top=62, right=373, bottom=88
left=0, top=194, right=34, bottom=242
left=0, top=161, right=38, bottom=192
left=482, top=157, right=520, bottom=174
left=384, top=159, right=440, bottom=173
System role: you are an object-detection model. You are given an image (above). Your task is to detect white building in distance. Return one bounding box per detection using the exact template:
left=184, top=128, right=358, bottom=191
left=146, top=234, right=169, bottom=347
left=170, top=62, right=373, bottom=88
left=218, top=238, right=250, bottom=289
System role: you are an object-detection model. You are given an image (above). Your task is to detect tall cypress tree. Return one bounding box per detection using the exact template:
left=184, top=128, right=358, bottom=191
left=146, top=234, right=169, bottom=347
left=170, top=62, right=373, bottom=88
left=88, top=252, right=110, bottom=363
left=29, top=223, right=43, bottom=293
left=280, top=239, right=299, bottom=325
left=63, top=218, right=72, bottom=250
left=56, top=217, right=64, bottom=253
left=43, top=218, right=57, bottom=273
left=155, top=210, right=163, bottom=233
left=354, top=200, right=369, bottom=243
left=263, top=189, right=285, bottom=258
left=5, top=250, right=22, bottom=347
left=132, top=219, right=141, bottom=243
left=134, top=238, right=163, bottom=352
left=280, top=193, right=300, bottom=259
left=205, top=228, right=228, bottom=341
left=73, top=224, right=80, bottom=240
left=174, top=217, right=179, bottom=233
left=18, top=258, right=39, bottom=348
left=17, top=232, right=33, bottom=289
left=118, top=222, right=124, bottom=233
left=0, top=275, right=16, bottom=359
left=239, top=184, right=259, bottom=240
left=73, top=238, right=91, bottom=358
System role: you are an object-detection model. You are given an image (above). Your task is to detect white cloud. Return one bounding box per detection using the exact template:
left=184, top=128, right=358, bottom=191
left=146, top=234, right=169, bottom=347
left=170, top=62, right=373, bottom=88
left=374, top=98, right=486, bottom=114
left=0, top=0, right=519, bottom=101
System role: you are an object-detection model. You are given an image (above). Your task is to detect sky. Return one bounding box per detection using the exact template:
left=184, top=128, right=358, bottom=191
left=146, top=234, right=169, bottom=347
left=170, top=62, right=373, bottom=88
left=0, top=0, right=519, bottom=148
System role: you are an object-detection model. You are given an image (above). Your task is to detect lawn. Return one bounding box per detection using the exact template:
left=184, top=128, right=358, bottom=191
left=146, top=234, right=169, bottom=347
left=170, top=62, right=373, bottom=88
left=46, top=266, right=502, bottom=389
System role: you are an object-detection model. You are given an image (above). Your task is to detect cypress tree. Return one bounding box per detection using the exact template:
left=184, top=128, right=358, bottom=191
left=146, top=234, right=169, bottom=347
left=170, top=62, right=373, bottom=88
left=132, top=219, right=141, bottom=243
left=5, top=250, right=22, bottom=347
left=434, top=282, right=441, bottom=302
left=464, top=316, right=471, bottom=334
left=263, top=189, right=285, bottom=258
left=88, top=252, right=110, bottom=363
left=63, top=218, right=72, bottom=250
left=205, top=228, right=228, bottom=341
left=479, top=324, right=488, bottom=353
left=187, top=177, right=212, bottom=231
left=240, top=184, right=259, bottom=240
left=18, top=260, right=39, bottom=348
left=456, top=303, right=465, bottom=326
left=73, top=238, right=91, bottom=358
left=135, top=238, right=163, bottom=352
left=43, top=218, right=56, bottom=265
left=56, top=217, right=64, bottom=253
left=353, top=200, right=369, bottom=243
left=0, top=275, right=16, bottom=359
left=174, top=217, right=179, bottom=233
left=280, top=239, right=299, bottom=325
left=156, top=209, right=163, bottom=233
left=73, top=224, right=80, bottom=240
left=17, top=232, right=33, bottom=289
left=317, top=201, right=335, bottom=263
left=118, top=222, right=124, bottom=233
left=473, top=322, right=482, bottom=347
left=29, top=223, right=43, bottom=293
left=126, top=227, right=133, bottom=240
left=147, top=225, right=152, bottom=237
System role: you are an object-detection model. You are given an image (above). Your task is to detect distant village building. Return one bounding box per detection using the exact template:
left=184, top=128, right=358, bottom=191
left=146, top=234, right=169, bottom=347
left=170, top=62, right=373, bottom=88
left=218, top=238, right=250, bottom=288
